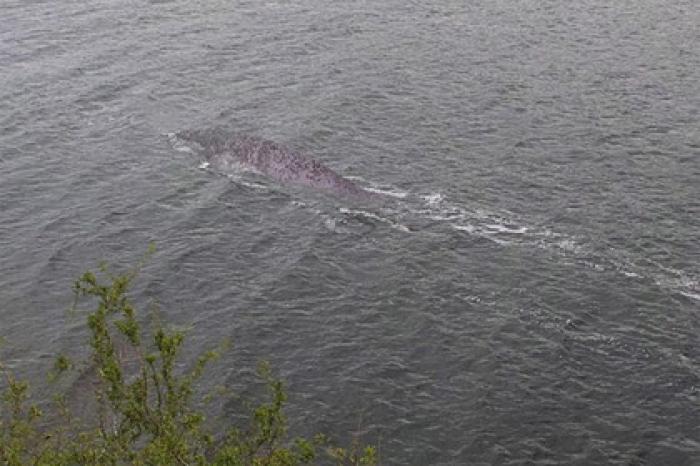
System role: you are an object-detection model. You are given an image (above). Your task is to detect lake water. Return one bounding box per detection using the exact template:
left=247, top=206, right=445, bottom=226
left=1, top=0, right=699, bottom=463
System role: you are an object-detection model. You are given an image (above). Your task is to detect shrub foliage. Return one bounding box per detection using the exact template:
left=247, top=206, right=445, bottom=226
left=0, top=261, right=377, bottom=465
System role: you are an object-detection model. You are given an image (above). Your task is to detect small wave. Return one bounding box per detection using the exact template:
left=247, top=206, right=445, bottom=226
left=451, top=224, right=513, bottom=245
left=345, top=176, right=410, bottom=198
left=167, top=132, right=195, bottom=153
left=339, top=207, right=411, bottom=232
left=581, top=260, right=606, bottom=272
left=426, top=212, right=462, bottom=221
left=323, top=217, right=338, bottom=232
left=227, top=176, right=269, bottom=191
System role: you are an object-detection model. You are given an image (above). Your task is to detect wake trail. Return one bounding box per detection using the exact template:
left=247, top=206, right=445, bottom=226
left=169, top=134, right=698, bottom=302
left=346, top=178, right=699, bottom=302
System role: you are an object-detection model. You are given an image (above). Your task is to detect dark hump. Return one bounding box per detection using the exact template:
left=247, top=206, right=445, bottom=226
left=176, top=129, right=379, bottom=200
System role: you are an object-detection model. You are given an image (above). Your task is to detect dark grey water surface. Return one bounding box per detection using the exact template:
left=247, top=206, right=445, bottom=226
left=2, top=0, right=699, bottom=464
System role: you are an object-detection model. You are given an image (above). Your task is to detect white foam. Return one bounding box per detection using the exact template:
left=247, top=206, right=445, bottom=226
left=537, top=228, right=562, bottom=238
left=343, top=177, right=409, bottom=198
left=453, top=224, right=513, bottom=244
left=453, top=224, right=476, bottom=233
left=421, top=192, right=445, bottom=205
left=483, top=223, right=528, bottom=234
left=198, top=161, right=210, bottom=169
left=365, top=186, right=409, bottom=198
left=582, top=261, right=605, bottom=272
left=225, top=174, right=268, bottom=191
left=174, top=145, right=194, bottom=153
left=324, top=217, right=340, bottom=232
left=660, top=276, right=700, bottom=301
left=556, top=239, right=581, bottom=252
left=483, top=235, right=512, bottom=245
left=679, top=291, right=700, bottom=301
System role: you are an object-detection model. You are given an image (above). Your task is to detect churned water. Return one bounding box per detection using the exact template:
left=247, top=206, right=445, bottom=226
left=1, top=0, right=699, bottom=463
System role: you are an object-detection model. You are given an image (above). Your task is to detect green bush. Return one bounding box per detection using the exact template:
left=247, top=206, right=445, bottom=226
left=0, top=259, right=377, bottom=465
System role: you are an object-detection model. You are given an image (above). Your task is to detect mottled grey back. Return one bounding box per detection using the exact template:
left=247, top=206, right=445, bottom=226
left=176, top=129, right=375, bottom=199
